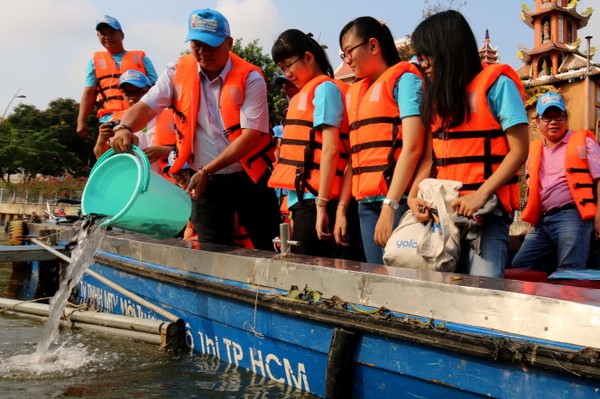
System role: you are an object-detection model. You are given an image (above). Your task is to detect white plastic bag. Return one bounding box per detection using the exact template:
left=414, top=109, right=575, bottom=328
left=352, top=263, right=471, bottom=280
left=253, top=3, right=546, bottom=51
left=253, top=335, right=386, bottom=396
left=383, top=179, right=462, bottom=272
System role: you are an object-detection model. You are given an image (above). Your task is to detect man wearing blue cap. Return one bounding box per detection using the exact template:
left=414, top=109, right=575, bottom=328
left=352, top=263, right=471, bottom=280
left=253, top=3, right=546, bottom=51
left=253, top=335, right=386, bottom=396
left=513, top=92, right=600, bottom=271
left=94, top=69, right=152, bottom=158
left=110, top=9, right=280, bottom=250
left=77, top=15, right=158, bottom=139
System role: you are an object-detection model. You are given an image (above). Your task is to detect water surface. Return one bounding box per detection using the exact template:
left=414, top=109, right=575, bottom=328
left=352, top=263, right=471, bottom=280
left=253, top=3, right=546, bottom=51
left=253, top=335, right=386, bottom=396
left=0, top=231, right=314, bottom=399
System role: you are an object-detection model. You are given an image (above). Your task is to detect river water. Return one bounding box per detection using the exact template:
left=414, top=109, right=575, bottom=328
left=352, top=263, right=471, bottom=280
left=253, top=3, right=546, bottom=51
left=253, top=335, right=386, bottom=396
left=0, top=231, right=315, bottom=399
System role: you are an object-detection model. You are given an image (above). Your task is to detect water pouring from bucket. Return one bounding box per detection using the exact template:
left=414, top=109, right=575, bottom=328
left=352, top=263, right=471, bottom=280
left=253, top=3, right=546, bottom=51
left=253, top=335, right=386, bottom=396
left=81, top=146, right=191, bottom=239
left=34, top=218, right=107, bottom=357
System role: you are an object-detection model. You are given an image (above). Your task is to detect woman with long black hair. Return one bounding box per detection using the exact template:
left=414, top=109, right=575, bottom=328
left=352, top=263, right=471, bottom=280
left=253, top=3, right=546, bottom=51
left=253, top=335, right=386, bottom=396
left=410, top=10, right=529, bottom=277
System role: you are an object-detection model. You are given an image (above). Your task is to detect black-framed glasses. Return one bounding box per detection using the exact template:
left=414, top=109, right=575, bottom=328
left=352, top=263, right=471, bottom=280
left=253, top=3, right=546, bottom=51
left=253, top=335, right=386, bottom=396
left=340, top=40, right=368, bottom=60
left=539, top=114, right=566, bottom=122
left=279, top=57, right=303, bottom=75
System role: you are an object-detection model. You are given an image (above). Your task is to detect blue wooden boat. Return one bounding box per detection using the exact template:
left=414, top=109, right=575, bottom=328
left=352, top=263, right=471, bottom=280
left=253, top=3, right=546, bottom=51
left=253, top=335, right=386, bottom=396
left=26, top=226, right=600, bottom=398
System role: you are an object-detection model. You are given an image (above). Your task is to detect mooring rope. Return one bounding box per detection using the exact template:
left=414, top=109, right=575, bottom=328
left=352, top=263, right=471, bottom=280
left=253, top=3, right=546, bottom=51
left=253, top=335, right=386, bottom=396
left=243, top=249, right=293, bottom=339
left=22, top=229, right=67, bottom=245
left=0, top=297, right=87, bottom=315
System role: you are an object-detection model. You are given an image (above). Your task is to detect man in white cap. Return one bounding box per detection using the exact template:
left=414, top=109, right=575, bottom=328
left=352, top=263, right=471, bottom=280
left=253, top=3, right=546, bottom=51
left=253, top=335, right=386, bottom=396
left=513, top=92, right=600, bottom=271
left=110, top=9, right=280, bottom=250
left=77, top=15, right=158, bottom=139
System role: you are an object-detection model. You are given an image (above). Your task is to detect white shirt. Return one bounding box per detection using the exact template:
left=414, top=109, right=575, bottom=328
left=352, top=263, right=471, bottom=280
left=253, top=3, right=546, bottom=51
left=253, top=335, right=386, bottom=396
left=141, top=56, right=269, bottom=174
left=134, top=118, right=160, bottom=173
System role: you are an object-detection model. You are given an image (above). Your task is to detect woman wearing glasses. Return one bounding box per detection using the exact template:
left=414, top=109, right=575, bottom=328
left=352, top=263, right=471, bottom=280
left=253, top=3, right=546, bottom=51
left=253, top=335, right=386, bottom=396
left=269, top=29, right=364, bottom=260
left=334, top=16, right=425, bottom=265
left=410, top=10, right=529, bottom=277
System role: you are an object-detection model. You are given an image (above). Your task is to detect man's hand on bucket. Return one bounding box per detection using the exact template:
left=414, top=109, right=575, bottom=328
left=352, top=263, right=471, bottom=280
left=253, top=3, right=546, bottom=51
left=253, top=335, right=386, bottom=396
left=110, top=128, right=135, bottom=153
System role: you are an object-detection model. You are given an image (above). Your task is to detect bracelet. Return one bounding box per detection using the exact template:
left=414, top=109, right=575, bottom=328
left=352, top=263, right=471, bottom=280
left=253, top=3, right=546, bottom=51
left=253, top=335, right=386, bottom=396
left=315, top=197, right=329, bottom=207
left=113, top=123, right=132, bottom=133
left=337, top=202, right=347, bottom=208
left=198, top=166, right=213, bottom=179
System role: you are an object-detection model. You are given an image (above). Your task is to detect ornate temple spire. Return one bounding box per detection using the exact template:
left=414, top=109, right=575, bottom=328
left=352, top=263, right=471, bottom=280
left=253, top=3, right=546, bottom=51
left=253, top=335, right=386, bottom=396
left=517, top=0, right=598, bottom=86
left=479, top=29, right=499, bottom=64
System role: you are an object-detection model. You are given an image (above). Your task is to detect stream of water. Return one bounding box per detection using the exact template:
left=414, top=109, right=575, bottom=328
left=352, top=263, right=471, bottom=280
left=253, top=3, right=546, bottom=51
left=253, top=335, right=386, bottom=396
left=0, top=228, right=314, bottom=399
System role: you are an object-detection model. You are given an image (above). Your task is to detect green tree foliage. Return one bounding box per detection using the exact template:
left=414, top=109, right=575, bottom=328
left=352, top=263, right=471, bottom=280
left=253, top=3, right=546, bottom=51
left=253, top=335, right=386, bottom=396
left=232, top=38, right=287, bottom=126
left=0, top=40, right=281, bottom=186
left=396, top=1, right=467, bottom=62
left=397, top=37, right=414, bottom=62
left=0, top=99, right=95, bottom=182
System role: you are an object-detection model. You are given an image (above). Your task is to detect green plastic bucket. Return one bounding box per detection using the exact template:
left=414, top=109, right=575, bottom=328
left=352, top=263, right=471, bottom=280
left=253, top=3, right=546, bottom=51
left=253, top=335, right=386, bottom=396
left=82, top=146, right=191, bottom=239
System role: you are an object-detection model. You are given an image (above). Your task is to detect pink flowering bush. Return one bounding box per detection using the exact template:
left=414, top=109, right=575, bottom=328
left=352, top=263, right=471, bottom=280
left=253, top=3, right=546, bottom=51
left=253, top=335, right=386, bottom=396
left=0, top=176, right=86, bottom=200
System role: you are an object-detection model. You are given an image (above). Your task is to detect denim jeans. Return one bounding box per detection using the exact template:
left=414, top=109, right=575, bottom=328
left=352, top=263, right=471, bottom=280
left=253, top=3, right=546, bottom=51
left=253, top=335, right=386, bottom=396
left=458, top=214, right=510, bottom=278
left=358, top=200, right=407, bottom=264
left=511, top=208, right=594, bottom=272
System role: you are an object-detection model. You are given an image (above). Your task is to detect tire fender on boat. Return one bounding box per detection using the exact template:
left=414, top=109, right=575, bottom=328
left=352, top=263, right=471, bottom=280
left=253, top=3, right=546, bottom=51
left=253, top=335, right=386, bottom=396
left=8, top=220, right=27, bottom=246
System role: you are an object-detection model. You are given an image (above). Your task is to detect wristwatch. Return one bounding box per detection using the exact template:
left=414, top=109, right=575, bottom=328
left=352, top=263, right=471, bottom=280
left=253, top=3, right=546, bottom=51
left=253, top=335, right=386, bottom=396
left=383, top=198, right=400, bottom=210
left=112, top=123, right=132, bottom=133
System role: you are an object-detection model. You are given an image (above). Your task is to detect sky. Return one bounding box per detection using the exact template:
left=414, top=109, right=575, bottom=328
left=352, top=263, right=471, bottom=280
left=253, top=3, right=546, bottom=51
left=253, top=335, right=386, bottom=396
left=0, top=0, right=599, bottom=115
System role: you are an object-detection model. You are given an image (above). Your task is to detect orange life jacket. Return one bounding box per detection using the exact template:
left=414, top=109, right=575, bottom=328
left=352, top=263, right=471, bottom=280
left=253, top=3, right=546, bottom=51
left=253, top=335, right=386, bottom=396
left=233, top=224, right=255, bottom=249
left=431, top=63, right=525, bottom=213
left=521, top=130, right=597, bottom=225
left=170, top=53, right=275, bottom=180
left=268, top=75, right=350, bottom=199
left=187, top=218, right=254, bottom=248
left=93, top=51, right=147, bottom=118
left=346, top=61, right=422, bottom=199
left=153, top=108, right=177, bottom=177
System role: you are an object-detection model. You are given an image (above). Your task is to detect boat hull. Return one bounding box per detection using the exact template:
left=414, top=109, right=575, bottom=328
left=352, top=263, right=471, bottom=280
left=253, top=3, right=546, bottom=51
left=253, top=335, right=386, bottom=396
left=65, top=231, right=600, bottom=398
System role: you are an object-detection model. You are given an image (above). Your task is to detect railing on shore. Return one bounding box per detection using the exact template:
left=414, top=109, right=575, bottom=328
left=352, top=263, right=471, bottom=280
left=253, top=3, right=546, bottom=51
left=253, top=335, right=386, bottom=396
left=0, top=188, right=82, bottom=205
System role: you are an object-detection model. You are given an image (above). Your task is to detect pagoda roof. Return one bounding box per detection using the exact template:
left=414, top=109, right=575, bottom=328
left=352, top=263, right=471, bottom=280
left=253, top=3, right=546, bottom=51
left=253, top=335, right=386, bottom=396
left=480, top=54, right=499, bottom=64
left=522, top=3, right=591, bottom=29
left=525, top=42, right=575, bottom=56
left=479, top=29, right=499, bottom=64
left=559, top=52, right=598, bottom=72
left=517, top=52, right=600, bottom=86
left=479, top=41, right=497, bottom=52
left=334, top=61, right=355, bottom=82
left=516, top=63, right=532, bottom=80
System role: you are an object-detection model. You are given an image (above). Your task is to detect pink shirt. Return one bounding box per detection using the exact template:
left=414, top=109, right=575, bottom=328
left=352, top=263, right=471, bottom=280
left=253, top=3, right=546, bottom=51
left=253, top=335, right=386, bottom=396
left=527, top=130, right=600, bottom=212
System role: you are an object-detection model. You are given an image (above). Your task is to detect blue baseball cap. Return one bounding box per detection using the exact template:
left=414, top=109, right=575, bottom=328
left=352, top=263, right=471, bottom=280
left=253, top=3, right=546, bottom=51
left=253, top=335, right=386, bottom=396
left=536, top=92, right=566, bottom=115
left=96, top=15, right=122, bottom=31
left=119, top=70, right=151, bottom=88
left=185, top=9, right=230, bottom=46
